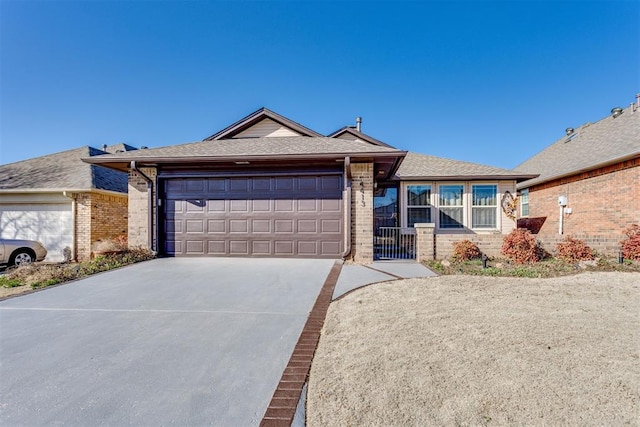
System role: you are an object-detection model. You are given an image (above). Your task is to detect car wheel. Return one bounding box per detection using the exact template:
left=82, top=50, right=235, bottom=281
left=11, top=251, right=35, bottom=267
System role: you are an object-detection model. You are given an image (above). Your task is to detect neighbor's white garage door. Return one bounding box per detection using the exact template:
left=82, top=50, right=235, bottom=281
left=0, top=203, right=73, bottom=262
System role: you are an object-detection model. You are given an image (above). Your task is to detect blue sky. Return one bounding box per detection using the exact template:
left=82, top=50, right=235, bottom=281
left=1, top=1, right=638, bottom=169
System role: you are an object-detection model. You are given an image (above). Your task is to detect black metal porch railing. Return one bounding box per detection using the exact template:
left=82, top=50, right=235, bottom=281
left=374, top=227, right=416, bottom=260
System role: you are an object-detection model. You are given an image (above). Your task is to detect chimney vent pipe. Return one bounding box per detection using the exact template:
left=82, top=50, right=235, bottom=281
left=356, top=117, right=362, bottom=132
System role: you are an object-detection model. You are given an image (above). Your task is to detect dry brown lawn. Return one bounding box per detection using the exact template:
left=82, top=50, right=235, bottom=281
left=308, top=272, right=640, bottom=426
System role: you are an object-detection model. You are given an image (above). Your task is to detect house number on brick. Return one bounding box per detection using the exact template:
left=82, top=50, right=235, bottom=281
left=360, top=181, right=366, bottom=207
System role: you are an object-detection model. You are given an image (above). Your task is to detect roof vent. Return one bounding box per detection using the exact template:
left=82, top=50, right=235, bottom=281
left=356, top=116, right=362, bottom=132
left=565, top=127, right=574, bottom=135
left=611, top=107, right=623, bottom=118
left=141, top=146, right=148, bottom=149
left=102, top=144, right=108, bottom=151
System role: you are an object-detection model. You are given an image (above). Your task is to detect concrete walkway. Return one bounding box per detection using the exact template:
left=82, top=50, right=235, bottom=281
left=333, top=261, right=437, bottom=300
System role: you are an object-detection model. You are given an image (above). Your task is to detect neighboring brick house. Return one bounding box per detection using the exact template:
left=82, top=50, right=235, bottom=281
left=86, top=108, right=534, bottom=263
left=515, top=97, right=640, bottom=256
left=0, top=144, right=136, bottom=261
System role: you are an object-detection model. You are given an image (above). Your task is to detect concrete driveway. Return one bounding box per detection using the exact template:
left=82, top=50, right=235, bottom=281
left=0, top=257, right=336, bottom=426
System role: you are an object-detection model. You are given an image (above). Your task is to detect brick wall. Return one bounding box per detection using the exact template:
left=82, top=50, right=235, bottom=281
left=74, top=192, right=128, bottom=260
left=435, top=232, right=504, bottom=259
left=522, top=163, right=639, bottom=256
left=128, top=167, right=157, bottom=250
left=349, top=162, right=374, bottom=263
left=76, top=193, right=91, bottom=260
left=90, top=192, right=128, bottom=246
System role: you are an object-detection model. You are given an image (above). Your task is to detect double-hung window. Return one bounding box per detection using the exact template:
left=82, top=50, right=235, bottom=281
left=520, top=189, right=529, bottom=217
left=406, top=185, right=431, bottom=226
left=439, top=185, right=464, bottom=229
left=472, top=185, right=497, bottom=228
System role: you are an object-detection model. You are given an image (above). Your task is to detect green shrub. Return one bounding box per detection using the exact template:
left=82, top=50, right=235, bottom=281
left=501, top=228, right=542, bottom=264
left=556, top=237, right=595, bottom=262
left=0, top=277, right=23, bottom=288
left=452, top=240, right=482, bottom=261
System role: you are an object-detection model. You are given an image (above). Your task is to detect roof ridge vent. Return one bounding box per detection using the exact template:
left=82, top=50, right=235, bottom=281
left=611, top=107, right=623, bottom=118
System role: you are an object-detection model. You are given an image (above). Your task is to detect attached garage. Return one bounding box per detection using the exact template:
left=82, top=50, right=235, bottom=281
left=0, top=200, right=73, bottom=263
left=162, top=173, right=344, bottom=258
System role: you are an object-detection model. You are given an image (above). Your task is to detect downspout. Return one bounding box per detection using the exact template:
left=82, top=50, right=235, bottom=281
left=342, top=156, right=352, bottom=259
left=62, top=191, right=77, bottom=261
left=131, top=161, right=154, bottom=251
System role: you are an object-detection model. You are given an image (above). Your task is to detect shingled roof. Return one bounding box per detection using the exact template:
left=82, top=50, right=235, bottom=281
left=396, top=152, right=536, bottom=181
left=515, top=104, right=640, bottom=188
left=85, top=136, right=403, bottom=163
left=0, top=146, right=130, bottom=193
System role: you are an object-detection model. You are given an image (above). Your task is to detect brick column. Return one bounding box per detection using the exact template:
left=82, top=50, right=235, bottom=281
left=350, top=163, right=374, bottom=263
left=415, top=223, right=435, bottom=261
left=128, top=167, right=157, bottom=250
left=75, top=193, right=92, bottom=260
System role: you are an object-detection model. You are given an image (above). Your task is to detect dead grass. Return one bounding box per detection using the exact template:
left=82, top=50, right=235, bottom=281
left=307, top=272, right=640, bottom=426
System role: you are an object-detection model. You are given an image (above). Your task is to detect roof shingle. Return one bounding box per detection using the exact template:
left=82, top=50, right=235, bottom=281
left=0, top=146, right=129, bottom=193
left=515, top=105, right=640, bottom=188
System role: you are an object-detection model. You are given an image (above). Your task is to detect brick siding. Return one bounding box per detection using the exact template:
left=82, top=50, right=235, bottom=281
left=521, top=163, right=639, bottom=256
left=128, top=167, right=157, bottom=250
left=75, top=192, right=128, bottom=260
left=349, top=162, right=374, bottom=263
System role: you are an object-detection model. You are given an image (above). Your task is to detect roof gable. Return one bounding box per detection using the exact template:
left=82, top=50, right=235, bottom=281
left=204, top=107, right=323, bottom=140
left=328, top=127, right=395, bottom=148
left=516, top=104, right=640, bottom=188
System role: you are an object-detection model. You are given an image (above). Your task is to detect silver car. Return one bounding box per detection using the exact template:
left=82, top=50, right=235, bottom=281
left=0, top=239, right=48, bottom=267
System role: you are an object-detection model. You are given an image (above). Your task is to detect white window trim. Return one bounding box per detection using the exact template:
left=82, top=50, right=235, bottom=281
left=471, top=183, right=500, bottom=230
left=520, top=188, right=530, bottom=217
left=401, top=182, right=434, bottom=228
left=400, top=181, right=503, bottom=232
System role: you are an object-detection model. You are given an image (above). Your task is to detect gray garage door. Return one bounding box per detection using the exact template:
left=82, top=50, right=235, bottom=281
left=162, top=174, right=344, bottom=257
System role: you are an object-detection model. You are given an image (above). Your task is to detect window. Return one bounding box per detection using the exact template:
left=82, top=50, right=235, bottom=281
left=439, top=185, right=464, bottom=228
left=406, top=185, right=431, bottom=226
left=472, top=185, right=497, bottom=228
left=520, top=189, right=529, bottom=217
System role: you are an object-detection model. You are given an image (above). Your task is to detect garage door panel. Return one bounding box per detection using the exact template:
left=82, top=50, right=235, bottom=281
left=230, top=200, right=249, bottom=212
left=252, top=200, right=271, bottom=212
left=163, top=175, right=343, bottom=257
left=208, top=240, right=226, bottom=254
left=252, top=219, right=271, bottom=233
left=229, top=220, right=249, bottom=233
left=207, top=200, right=225, bottom=212
left=274, top=219, right=293, bottom=233
left=229, top=240, right=249, bottom=255
left=321, top=219, right=341, bottom=233
left=275, top=200, right=294, bottom=212
left=186, top=220, right=204, bottom=233
left=0, top=203, right=73, bottom=262
left=274, top=241, right=294, bottom=255
left=298, top=220, right=317, bottom=233
left=186, top=240, right=205, bottom=254
left=252, top=241, right=271, bottom=255
left=206, top=220, right=225, bottom=233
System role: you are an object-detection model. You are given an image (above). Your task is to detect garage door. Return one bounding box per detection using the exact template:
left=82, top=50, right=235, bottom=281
left=162, top=174, right=344, bottom=258
left=0, top=203, right=73, bottom=262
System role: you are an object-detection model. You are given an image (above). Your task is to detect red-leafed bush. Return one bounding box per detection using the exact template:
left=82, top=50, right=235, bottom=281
left=501, top=228, right=541, bottom=264
left=452, top=240, right=482, bottom=261
left=556, top=237, right=595, bottom=262
left=621, top=224, right=640, bottom=261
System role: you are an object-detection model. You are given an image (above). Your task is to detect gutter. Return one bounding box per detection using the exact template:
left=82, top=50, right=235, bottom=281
left=130, top=161, right=155, bottom=251
left=341, top=157, right=352, bottom=259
